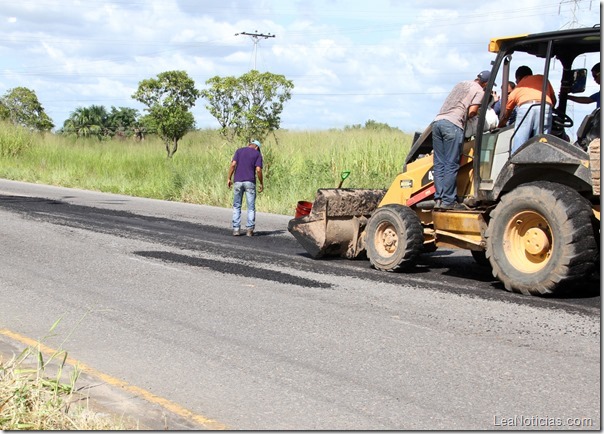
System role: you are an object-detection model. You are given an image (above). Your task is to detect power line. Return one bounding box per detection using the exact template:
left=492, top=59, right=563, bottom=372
left=235, top=31, right=275, bottom=70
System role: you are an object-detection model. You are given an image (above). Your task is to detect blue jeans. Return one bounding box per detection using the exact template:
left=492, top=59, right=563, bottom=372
left=432, top=119, right=464, bottom=205
left=512, top=104, right=553, bottom=153
left=232, top=181, right=257, bottom=230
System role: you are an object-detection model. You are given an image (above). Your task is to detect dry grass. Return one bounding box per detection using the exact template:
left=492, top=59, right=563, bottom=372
left=0, top=321, right=129, bottom=430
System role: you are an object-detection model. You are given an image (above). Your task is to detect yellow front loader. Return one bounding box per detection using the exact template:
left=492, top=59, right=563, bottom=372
left=289, top=27, right=601, bottom=296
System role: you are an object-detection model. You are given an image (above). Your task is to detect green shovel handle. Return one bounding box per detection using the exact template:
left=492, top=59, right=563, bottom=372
left=337, top=170, right=351, bottom=188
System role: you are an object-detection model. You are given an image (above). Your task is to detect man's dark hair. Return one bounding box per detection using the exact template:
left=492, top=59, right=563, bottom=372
left=515, top=65, right=533, bottom=82
left=592, top=63, right=600, bottom=74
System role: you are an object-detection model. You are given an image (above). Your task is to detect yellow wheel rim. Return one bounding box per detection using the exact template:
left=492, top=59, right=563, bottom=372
left=374, top=221, right=398, bottom=258
left=503, top=210, right=553, bottom=273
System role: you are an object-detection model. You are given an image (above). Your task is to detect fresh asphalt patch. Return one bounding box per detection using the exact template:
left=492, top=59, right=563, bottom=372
left=134, top=250, right=332, bottom=289
left=0, top=193, right=599, bottom=314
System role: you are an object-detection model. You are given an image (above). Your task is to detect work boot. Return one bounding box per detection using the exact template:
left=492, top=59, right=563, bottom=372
left=438, top=202, right=466, bottom=211
left=417, top=199, right=439, bottom=210
left=246, top=228, right=254, bottom=237
left=233, top=228, right=241, bottom=236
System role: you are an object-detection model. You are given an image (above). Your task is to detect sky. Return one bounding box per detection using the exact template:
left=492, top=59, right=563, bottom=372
left=0, top=0, right=600, bottom=136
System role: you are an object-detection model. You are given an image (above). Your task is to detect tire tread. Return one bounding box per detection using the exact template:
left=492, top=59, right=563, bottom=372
left=485, top=181, right=597, bottom=295
left=366, top=204, right=423, bottom=272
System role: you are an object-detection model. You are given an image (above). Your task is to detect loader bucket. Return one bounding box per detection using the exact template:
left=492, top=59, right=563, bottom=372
left=288, top=188, right=386, bottom=259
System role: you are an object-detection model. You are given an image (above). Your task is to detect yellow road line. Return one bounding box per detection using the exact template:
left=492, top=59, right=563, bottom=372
left=0, top=328, right=229, bottom=430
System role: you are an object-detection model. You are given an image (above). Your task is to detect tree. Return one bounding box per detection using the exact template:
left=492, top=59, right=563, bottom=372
left=62, top=105, right=108, bottom=138
left=60, top=105, right=142, bottom=139
left=0, top=87, right=54, bottom=131
left=344, top=120, right=400, bottom=131
left=106, top=106, right=140, bottom=139
left=135, top=114, right=159, bottom=141
left=364, top=119, right=400, bottom=131
left=201, top=70, right=293, bottom=143
left=132, top=70, right=200, bottom=158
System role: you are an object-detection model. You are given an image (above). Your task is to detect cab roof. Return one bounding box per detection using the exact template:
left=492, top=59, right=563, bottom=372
left=489, top=26, right=600, bottom=61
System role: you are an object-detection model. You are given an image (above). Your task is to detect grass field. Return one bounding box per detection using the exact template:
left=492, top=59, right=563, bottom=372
left=0, top=124, right=414, bottom=216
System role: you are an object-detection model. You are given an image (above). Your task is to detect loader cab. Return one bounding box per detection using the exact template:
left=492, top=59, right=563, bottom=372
left=473, top=26, right=601, bottom=204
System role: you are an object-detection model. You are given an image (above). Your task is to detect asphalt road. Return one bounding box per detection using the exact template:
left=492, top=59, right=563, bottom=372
left=0, top=179, right=600, bottom=430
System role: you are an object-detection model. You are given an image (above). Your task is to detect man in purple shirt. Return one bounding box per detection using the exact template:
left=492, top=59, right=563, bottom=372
left=227, top=139, right=264, bottom=236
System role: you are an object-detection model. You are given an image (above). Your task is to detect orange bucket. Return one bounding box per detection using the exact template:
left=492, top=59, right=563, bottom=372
left=295, top=200, right=312, bottom=218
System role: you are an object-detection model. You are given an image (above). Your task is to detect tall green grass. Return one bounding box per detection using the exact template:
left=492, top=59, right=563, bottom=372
left=0, top=122, right=414, bottom=215
left=0, top=123, right=33, bottom=157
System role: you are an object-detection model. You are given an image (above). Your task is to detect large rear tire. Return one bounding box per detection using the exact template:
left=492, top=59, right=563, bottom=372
left=366, top=204, right=424, bottom=271
left=485, top=181, right=597, bottom=295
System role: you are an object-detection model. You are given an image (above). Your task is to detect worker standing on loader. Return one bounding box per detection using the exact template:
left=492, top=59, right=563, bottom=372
left=432, top=71, right=489, bottom=209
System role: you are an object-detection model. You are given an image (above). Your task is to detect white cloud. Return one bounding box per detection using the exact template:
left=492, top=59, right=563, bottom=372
left=0, top=0, right=599, bottom=133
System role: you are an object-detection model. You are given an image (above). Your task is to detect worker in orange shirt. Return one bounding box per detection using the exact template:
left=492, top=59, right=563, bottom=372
left=498, top=65, right=557, bottom=153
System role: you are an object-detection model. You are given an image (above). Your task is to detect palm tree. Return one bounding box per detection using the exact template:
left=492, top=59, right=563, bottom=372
left=62, top=105, right=108, bottom=138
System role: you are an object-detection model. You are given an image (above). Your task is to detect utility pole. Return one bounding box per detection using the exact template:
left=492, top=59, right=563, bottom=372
left=235, top=31, right=275, bottom=70
left=557, top=0, right=593, bottom=139
left=559, top=0, right=592, bottom=29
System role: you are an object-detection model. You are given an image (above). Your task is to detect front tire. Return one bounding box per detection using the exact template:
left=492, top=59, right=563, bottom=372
left=485, top=181, right=597, bottom=295
left=366, top=204, right=424, bottom=271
